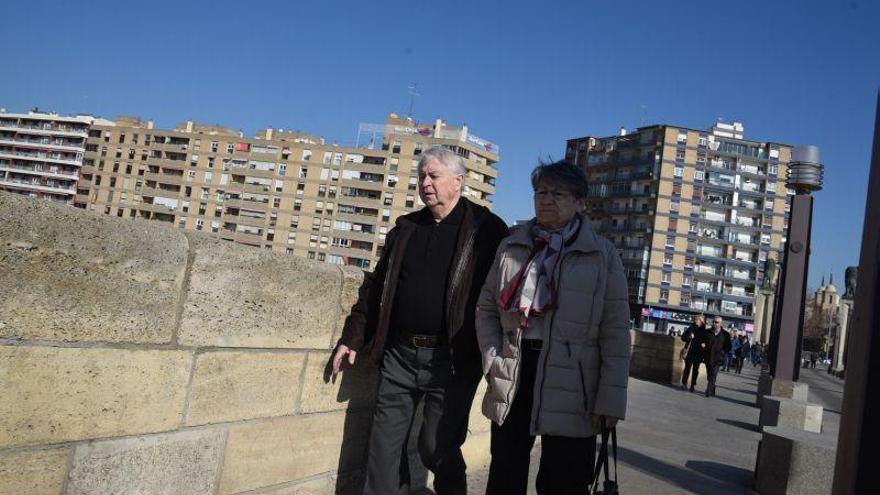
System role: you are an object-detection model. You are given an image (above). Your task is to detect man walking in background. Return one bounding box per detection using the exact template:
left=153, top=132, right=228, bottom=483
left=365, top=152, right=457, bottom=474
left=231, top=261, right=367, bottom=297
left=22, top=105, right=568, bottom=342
left=704, top=316, right=732, bottom=397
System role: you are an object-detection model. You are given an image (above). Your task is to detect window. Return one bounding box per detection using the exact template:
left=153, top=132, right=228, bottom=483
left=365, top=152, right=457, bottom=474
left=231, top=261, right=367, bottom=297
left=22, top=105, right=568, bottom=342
left=769, top=164, right=778, bottom=175
left=660, top=290, right=669, bottom=302
left=683, top=275, right=692, bottom=287
left=204, top=171, right=213, bottom=183
left=664, top=254, right=673, bottom=266
left=226, top=143, right=234, bottom=154
left=187, top=170, right=196, bottom=181
left=302, top=149, right=312, bottom=161
left=662, top=272, right=671, bottom=283
left=694, top=170, right=704, bottom=181
left=698, top=136, right=708, bottom=147
left=666, top=235, right=675, bottom=248
left=675, top=150, right=686, bottom=160
left=677, top=132, right=687, bottom=143
left=670, top=200, right=680, bottom=212
left=279, top=163, right=286, bottom=176
left=673, top=166, right=684, bottom=177
left=211, top=141, right=218, bottom=152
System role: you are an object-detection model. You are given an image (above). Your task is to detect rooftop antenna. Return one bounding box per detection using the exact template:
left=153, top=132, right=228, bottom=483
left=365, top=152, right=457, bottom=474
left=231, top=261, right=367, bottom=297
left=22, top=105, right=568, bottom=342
left=640, top=104, right=647, bottom=126
left=407, top=83, right=420, bottom=120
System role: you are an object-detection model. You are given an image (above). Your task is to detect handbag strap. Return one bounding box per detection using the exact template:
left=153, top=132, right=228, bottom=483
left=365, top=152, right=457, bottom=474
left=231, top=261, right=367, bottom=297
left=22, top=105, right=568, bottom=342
left=611, top=426, right=619, bottom=485
left=590, top=426, right=611, bottom=494
left=590, top=426, right=619, bottom=493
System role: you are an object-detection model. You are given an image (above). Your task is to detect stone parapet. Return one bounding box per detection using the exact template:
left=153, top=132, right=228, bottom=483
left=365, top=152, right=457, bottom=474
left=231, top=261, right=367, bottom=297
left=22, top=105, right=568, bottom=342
left=0, top=192, right=490, bottom=494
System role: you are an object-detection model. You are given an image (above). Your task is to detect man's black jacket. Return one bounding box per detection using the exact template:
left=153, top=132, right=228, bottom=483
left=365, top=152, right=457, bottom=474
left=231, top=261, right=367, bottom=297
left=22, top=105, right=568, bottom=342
left=703, top=328, right=732, bottom=367
left=337, top=198, right=509, bottom=367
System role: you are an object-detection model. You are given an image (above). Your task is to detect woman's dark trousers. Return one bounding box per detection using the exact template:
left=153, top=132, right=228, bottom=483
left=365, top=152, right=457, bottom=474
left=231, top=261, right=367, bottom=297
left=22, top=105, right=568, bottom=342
left=681, top=358, right=702, bottom=389
left=486, top=345, right=597, bottom=495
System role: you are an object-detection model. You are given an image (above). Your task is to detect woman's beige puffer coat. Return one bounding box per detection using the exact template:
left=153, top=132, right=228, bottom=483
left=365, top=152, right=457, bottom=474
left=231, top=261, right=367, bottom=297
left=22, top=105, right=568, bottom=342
left=476, top=218, right=631, bottom=437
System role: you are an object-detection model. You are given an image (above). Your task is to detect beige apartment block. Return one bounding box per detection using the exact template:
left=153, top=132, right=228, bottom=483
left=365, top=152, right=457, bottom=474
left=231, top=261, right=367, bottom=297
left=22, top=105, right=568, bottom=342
left=75, top=113, right=499, bottom=270
left=0, top=110, right=111, bottom=204
left=566, top=122, right=792, bottom=334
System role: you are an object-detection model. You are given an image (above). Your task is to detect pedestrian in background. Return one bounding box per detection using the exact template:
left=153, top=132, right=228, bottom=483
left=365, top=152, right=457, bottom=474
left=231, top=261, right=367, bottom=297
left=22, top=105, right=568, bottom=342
left=704, top=316, right=732, bottom=398
left=680, top=314, right=707, bottom=392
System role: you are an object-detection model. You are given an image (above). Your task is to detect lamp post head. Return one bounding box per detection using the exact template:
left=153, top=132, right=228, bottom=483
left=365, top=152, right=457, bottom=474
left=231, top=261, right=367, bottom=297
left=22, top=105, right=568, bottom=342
left=787, top=145, right=824, bottom=194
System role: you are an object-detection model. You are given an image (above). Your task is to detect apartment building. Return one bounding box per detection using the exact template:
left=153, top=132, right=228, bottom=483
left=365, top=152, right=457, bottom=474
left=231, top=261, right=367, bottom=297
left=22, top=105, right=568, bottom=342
left=75, top=113, right=499, bottom=270
left=566, top=122, right=792, bottom=333
left=0, top=110, right=105, bottom=203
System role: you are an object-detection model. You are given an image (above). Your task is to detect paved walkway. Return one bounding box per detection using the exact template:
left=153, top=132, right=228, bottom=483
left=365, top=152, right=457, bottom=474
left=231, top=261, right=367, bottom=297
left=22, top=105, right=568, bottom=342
left=467, top=364, right=845, bottom=494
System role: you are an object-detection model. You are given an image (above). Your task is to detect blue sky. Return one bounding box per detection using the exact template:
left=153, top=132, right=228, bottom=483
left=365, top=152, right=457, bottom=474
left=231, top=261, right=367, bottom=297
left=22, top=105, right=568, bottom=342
left=2, top=0, right=877, bottom=290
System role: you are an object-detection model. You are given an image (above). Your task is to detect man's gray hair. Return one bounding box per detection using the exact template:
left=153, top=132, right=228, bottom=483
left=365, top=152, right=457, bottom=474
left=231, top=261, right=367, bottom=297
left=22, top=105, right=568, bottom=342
left=417, top=146, right=467, bottom=176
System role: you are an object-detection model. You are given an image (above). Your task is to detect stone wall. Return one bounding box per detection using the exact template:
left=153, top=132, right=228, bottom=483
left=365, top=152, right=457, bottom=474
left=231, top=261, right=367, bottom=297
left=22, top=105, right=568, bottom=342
left=0, top=192, right=491, bottom=494
left=629, top=330, right=708, bottom=389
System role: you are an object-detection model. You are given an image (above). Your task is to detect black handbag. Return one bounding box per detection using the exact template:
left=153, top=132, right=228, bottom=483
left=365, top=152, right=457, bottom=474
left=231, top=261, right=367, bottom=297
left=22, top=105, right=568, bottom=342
left=591, top=426, right=619, bottom=495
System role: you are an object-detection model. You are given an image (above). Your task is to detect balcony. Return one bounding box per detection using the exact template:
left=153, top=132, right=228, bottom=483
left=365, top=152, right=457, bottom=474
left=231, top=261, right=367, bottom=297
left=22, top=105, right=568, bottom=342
left=0, top=163, right=79, bottom=180
left=0, top=149, right=82, bottom=166
left=226, top=181, right=273, bottom=195
left=0, top=177, right=76, bottom=194
left=0, top=124, right=88, bottom=138
left=0, top=137, right=84, bottom=152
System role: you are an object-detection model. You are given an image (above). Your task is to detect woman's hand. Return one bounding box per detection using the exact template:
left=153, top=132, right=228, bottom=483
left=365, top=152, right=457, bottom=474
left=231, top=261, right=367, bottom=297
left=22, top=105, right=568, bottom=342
left=591, top=414, right=619, bottom=430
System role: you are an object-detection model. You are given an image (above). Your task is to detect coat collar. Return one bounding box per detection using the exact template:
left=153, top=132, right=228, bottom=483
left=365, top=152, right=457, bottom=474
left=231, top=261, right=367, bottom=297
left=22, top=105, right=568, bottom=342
left=507, top=214, right=602, bottom=254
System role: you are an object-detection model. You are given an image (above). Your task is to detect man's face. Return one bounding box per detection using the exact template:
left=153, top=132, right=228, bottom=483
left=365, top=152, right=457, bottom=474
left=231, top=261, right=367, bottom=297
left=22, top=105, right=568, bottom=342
left=418, top=157, right=462, bottom=209
left=534, top=180, right=580, bottom=229
left=713, top=319, right=723, bottom=331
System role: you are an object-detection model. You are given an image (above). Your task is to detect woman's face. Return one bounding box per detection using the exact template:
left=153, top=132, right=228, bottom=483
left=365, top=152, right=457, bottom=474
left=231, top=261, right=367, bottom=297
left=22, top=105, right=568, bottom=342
left=534, top=179, right=580, bottom=229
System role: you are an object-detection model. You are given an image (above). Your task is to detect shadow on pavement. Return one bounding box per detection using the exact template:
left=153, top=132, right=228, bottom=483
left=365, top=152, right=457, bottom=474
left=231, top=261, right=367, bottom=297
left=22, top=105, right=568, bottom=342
left=716, top=385, right=757, bottom=396
left=685, top=460, right=754, bottom=489
left=711, top=395, right=757, bottom=408
left=716, top=418, right=760, bottom=432
left=617, top=447, right=749, bottom=495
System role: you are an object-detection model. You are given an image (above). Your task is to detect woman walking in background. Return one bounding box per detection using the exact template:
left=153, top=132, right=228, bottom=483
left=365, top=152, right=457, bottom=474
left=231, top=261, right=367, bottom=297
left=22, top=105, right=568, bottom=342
left=680, top=314, right=707, bottom=392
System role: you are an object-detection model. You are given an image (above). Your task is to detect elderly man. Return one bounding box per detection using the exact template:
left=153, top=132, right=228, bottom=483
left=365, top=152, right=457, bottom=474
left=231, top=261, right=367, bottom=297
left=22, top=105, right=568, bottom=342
left=331, top=146, right=508, bottom=495
left=704, top=315, right=732, bottom=397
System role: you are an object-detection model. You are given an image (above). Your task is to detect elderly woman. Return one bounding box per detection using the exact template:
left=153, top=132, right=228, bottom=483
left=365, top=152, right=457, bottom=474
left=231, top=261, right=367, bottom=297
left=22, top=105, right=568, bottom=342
left=476, top=161, right=631, bottom=494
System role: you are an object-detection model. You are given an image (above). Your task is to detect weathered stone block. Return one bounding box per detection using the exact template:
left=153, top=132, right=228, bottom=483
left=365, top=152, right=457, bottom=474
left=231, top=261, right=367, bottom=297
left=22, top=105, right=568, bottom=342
left=334, top=267, right=364, bottom=344
left=758, top=376, right=809, bottom=406
left=0, top=346, right=191, bottom=448
left=755, top=426, right=836, bottom=494
left=186, top=350, right=306, bottom=426
left=0, top=191, right=187, bottom=344
left=178, top=235, right=343, bottom=349
left=299, top=350, right=377, bottom=414
left=0, top=447, right=69, bottom=495
left=218, top=411, right=372, bottom=494
left=759, top=396, right=823, bottom=433
left=66, top=428, right=225, bottom=495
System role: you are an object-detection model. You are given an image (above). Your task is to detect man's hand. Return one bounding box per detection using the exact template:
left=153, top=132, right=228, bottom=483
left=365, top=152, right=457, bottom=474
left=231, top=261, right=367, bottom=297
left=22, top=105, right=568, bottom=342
left=331, top=344, right=357, bottom=378
left=591, top=414, right=619, bottom=431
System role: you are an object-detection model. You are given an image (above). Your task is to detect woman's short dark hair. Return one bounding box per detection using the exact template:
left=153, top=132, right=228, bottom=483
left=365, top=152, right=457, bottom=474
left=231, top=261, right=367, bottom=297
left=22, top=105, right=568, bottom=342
left=530, top=160, right=589, bottom=199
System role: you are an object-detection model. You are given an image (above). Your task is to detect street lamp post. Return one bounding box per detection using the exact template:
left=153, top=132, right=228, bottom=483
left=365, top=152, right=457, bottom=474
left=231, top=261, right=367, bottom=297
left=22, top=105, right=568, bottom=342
left=768, top=145, right=823, bottom=382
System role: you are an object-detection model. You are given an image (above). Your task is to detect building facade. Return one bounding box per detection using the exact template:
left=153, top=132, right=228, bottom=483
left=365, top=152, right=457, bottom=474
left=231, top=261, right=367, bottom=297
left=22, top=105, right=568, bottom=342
left=565, top=122, right=792, bottom=334
left=74, top=113, right=499, bottom=270
left=0, top=110, right=103, bottom=204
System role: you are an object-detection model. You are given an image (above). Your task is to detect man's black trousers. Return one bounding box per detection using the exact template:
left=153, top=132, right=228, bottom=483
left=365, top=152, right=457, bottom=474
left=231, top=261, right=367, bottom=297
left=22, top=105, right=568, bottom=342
left=486, top=346, right=597, bottom=495
left=706, top=363, right=721, bottom=397
left=364, top=341, right=481, bottom=495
